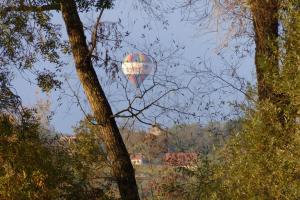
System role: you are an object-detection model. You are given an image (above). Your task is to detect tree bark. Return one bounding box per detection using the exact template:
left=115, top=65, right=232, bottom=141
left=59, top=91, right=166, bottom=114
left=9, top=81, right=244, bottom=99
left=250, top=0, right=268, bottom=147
left=60, top=1, right=140, bottom=199
left=250, top=0, right=279, bottom=101
left=250, top=0, right=298, bottom=127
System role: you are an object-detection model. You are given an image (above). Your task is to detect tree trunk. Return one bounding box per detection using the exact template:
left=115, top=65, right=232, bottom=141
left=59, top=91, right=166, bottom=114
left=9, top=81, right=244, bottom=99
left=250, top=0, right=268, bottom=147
left=60, top=1, right=139, bottom=199
left=251, top=0, right=279, bottom=101
left=250, top=0, right=297, bottom=127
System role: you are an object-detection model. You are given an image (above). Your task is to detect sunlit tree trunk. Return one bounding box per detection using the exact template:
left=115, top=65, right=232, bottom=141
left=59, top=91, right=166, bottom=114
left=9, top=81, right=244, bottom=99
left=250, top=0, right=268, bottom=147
left=60, top=0, right=139, bottom=199
left=250, top=0, right=279, bottom=101
left=251, top=0, right=299, bottom=128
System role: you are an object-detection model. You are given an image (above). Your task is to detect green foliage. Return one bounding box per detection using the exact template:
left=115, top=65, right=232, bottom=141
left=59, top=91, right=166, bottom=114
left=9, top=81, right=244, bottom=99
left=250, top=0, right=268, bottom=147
left=71, top=117, right=117, bottom=199
left=216, top=105, right=300, bottom=199
left=142, top=154, right=217, bottom=200
left=158, top=106, right=300, bottom=199
left=36, top=70, right=62, bottom=92
left=76, top=0, right=114, bottom=11
left=0, top=111, right=70, bottom=199
left=0, top=70, right=21, bottom=113
left=0, top=0, right=116, bottom=93
left=0, top=108, right=114, bottom=199
left=1, top=0, right=300, bottom=199
left=154, top=2, right=300, bottom=199
left=167, top=122, right=234, bottom=153
left=0, top=1, right=65, bottom=92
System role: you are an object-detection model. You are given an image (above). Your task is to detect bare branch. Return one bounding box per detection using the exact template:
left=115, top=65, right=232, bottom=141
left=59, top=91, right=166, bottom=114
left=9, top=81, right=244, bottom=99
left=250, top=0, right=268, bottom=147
left=89, top=8, right=105, bottom=54
left=64, top=78, right=99, bottom=126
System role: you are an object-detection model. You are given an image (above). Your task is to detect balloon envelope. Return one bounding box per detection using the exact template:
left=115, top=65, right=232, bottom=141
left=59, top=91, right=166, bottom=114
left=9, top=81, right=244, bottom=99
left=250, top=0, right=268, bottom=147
left=122, top=52, right=154, bottom=88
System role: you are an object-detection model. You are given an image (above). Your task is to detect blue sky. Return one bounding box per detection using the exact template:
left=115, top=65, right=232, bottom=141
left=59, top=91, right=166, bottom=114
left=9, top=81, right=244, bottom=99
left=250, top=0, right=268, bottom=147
left=12, top=1, right=255, bottom=134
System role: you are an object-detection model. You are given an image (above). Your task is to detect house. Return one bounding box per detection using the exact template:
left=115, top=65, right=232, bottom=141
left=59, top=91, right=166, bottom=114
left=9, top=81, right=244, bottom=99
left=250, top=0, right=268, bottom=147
left=148, top=124, right=164, bottom=136
left=130, top=154, right=144, bottom=165
left=164, top=152, right=197, bottom=167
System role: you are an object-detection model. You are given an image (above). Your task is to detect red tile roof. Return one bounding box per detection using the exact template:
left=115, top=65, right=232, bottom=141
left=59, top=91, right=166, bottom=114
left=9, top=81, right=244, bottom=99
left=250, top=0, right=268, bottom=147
left=164, top=152, right=197, bottom=167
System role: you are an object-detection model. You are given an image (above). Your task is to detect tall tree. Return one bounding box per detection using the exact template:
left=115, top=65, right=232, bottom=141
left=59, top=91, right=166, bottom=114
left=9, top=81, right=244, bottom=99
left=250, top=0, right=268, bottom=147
left=250, top=0, right=279, bottom=101
left=2, top=0, right=139, bottom=199
left=178, top=0, right=290, bottom=124
left=249, top=0, right=299, bottom=128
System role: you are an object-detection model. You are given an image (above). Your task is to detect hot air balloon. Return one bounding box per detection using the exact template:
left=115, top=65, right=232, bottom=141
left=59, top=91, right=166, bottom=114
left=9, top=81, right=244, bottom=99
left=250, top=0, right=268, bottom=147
left=121, top=52, right=154, bottom=88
